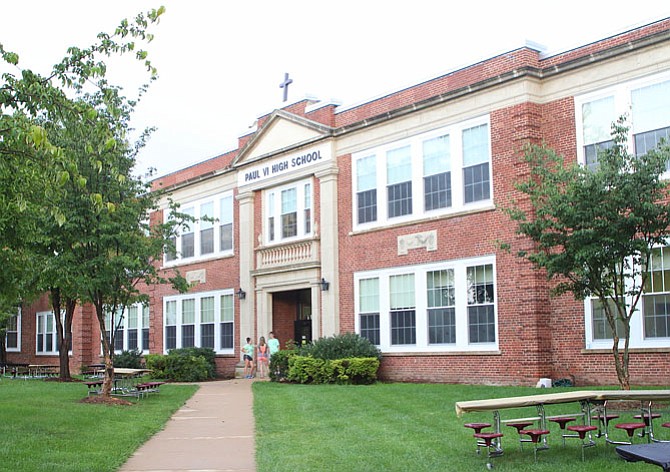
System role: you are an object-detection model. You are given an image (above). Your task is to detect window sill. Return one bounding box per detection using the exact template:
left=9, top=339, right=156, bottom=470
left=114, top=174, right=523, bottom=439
left=350, top=204, right=496, bottom=236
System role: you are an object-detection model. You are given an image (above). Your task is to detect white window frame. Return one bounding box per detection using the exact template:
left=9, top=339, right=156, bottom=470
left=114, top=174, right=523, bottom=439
left=104, top=303, right=150, bottom=354
left=354, top=255, right=498, bottom=353
left=5, top=308, right=21, bottom=352
left=163, top=289, right=235, bottom=354
left=264, top=178, right=313, bottom=245
left=575, top=70, right=670, bottom=176
left=351, top=115, right=492, bottom=231
left=584, top=243, right=670, bottom=350
left=163, top=191, right=234, bottom=266
left=36, top=311, right=69, bottom=356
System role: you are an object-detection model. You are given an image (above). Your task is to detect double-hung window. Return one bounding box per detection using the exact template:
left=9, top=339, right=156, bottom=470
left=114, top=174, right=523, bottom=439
left=36, top=311, right=67, bottom=354
left=164, top=290, right=235, bottom=353
left=576, top=72, right=670, bottom=172
left=585, top=244, right=670, bottom=349
left=5, top=310, right=20, bottom=351
left=164, top=191, right=234, bottom=265
left=104, top=303, right=150, bottom=353
left=265, top=179, right=313, bottom=244
left=352, top=116, right=491, bottom=230
left=355, top=256, right=497, bottom=352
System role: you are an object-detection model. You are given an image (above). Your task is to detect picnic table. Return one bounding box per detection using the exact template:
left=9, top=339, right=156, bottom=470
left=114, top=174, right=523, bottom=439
left=84, top=368, right=162, bottom=399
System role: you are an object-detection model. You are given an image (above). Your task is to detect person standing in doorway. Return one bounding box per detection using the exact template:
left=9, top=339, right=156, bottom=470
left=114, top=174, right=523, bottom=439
left=256, top=336, right=269, bottom=379
left=268, top=331, right=280, bottom=358
left=242, top=337, right=255, bottom=379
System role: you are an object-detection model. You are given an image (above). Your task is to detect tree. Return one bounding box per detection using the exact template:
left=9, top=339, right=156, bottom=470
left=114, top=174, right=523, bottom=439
left=506, top=117, right=670, bottom=389
left=0, top=7, right=165, bottom=380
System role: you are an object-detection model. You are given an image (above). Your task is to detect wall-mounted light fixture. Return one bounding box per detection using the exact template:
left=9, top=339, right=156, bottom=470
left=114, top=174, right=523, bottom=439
left=320, top=278, right=330, bottom=292
left=236, top=288, right=246, bottom=300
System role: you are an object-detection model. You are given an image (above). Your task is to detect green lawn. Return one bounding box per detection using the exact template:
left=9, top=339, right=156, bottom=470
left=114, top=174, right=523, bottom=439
left=254, top=382, right=665, bottom=472
left=0, top=378, right=197, bottom=472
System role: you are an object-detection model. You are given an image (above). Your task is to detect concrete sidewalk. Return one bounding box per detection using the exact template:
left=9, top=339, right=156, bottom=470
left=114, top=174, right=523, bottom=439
left=119, top=379, right=256, bottom=472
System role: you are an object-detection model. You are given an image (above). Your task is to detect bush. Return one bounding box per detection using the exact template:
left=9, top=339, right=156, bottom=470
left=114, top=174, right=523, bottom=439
left=169, top=347, right=217, bottom=379
left=298, top=333, right=381, bottom=360
left=287, top=355, right=379, bottom=385
left=165, top=353, right=210, bottom=382
left=144, top=354, right=167, bottom=378
left=269, top=349, right=296, bottom=382
left=113, top=349, right=144, bottom=369
left=144, top=348, right=217, bottom=382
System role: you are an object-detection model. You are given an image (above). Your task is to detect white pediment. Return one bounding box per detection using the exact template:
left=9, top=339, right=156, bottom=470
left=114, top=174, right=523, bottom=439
left=234, top=110, right=332, bottom=165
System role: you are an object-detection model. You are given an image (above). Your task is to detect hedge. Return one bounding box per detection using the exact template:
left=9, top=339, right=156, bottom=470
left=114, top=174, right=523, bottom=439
left=287, top=356, right=379, bottom=385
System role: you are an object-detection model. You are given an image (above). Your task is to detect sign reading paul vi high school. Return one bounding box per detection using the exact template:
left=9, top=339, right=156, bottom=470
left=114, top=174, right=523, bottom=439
left=237, top=146, right=331, bottom=187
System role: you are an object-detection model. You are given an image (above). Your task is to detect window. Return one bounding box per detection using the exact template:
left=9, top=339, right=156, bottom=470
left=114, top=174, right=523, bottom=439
left=462, top=124, right=491, bottom=203
left=164, top=191, right=234, bottom=265
left=352, top=116, right=491, bottom=230
left=427, top=269, right=456, bottom=344
left=164, top=290, right=235, bottom=353
left=5, top=310, right=20, bottom=351
left=644, top=246, right=670, bottom=338
left=356, top=155, right=377, bottom=224
left=359, top=278, right=380, bottom=345
left=36, top=311, right=67, bottom=355
left=165, top=300, right=177, bottom=350
left=355, top=256, right=497, bottom=352
left=576, top=73, right=670, bottom=171
left=467, top=264, right=496, bottom=344
left=387, top=146, right=412, bottom=218
left=584, top=243, right=670, bottom=349
left=104, top=303, right=151, bottom=353
left=390, top=274, right=416, bottom=345
left=423, top=135, right=451, bottom=211
left=265, top=179, right=313, bottom=244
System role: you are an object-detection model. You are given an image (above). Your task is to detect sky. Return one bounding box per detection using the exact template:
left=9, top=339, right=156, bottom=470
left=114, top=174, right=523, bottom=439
left=2, top=1, right=670, bottom=178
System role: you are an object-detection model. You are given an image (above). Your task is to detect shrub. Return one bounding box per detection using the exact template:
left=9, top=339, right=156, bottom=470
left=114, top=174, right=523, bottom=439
left=269, top=349, right=296, bottom=382
left=144, top=348, right=217, bottom=382
left=287, top=355, right=379, bottom=385
left=144, top=354, right=167, bottom=379
left=298, top=333, right=381, bottom=360
left=169, top=347, right=217, bottom=379
left=113, top=349, right=144, bottom=369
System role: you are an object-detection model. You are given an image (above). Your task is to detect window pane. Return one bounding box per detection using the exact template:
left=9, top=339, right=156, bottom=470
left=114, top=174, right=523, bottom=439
left=429, top=308, right=456, bottom=344
left=200, top=201, right=214, bottom=229
left=468, top=305, right=495, bottom=343
left=166, top=326, right=176, bottom=350
left=182, top=299, right=195, bottom=324
left=356, top=155, right=376, bottom=192
left=201, top=297, right=215, bottom=323
left=582, top=96, right=615, bottom=145
left=181, top=232, right=195, bottom=258
left=357, top=189, right=377, bottom=224
left=424, top=172, right=451, bottom=211
left=220, top=223, right=233, bottom=251
left=220, top=322, right=233, bottom=349
left=201, top=323, right=215, bottom=348
left=387, top=181, right=412, bottom=218
left=201, top=227, right=214, bottom=255
left=182, top=325, right=195, bottom=347
left=360, top=313, right=380, bottom=345
left=391, top=310, right=416, bottom=345
left=390, top=274, right=415, bottom=309
left=128, top=306, right=138, bottom=329
left=359, top=278, right=380, bottom=312
left=387, top=146, right=412, bottom=185
left=221, top=295, right=234, bottom=322
left=165, top=301, right=177, bottom=325
left=462, top=124, right=489, bottom=167
left=463, top=162, right=490, bottom=203
left=423, top=135, right=450, bottom=175
left=427, top=269, right=455, bottom=308
left=632, top=79, right=670, bottom=133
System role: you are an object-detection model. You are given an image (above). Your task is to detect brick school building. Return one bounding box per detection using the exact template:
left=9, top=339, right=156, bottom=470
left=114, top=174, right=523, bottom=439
left=7, top=17, right=670, bottom=386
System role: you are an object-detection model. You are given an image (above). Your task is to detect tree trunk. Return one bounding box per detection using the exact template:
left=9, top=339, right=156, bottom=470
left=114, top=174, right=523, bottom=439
left=611, top=336, right=630, bottom=390
left=94, top=298, right=115, bottom=397
left=51, top=288, right=73, bottom=381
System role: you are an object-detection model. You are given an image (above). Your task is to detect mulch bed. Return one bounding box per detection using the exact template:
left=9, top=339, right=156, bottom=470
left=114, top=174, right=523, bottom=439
left=79, top=395, right=134, bottom=406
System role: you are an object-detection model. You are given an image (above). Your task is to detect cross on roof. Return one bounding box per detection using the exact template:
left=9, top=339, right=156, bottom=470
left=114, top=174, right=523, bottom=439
left=279, top=72, right=293, bottom=102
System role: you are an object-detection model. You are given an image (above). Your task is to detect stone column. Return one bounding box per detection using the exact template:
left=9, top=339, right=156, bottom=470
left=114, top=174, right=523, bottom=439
left=236, top=190, right=256, bottom=345
left=315, top=165, right=339, bottom=336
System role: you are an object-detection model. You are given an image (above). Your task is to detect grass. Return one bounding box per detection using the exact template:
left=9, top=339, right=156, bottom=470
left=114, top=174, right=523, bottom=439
left=254, top=382, right=664, bottom=472
left=0, top=378, right=197, bottom=472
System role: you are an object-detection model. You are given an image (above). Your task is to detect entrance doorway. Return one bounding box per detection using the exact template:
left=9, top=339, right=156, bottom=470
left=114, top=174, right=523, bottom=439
left=271, top=289, right=312, bottom=349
